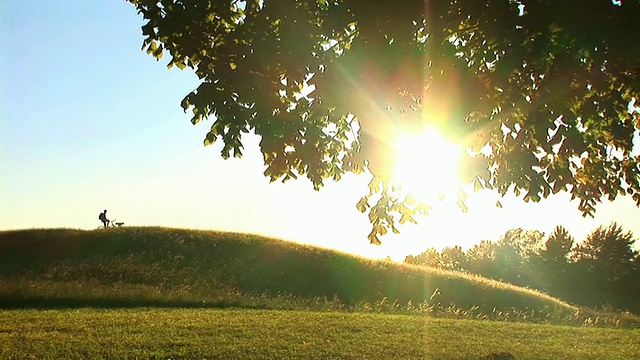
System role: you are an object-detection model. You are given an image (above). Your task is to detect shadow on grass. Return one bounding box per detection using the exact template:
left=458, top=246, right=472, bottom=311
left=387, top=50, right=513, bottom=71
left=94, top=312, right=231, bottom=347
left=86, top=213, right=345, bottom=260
left=0, top=296, right=270, bottom=310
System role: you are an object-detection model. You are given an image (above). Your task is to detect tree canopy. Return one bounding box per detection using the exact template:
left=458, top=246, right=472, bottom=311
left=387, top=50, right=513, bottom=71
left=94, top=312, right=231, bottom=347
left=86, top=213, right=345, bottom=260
left=405, top=223, right=640, bottom=312
left=127, top=0, right=640, bottom=244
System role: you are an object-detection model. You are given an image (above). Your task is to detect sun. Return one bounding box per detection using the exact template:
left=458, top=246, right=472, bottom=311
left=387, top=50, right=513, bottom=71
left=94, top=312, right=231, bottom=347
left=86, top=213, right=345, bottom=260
left=392, top=126, right=463, bottom=201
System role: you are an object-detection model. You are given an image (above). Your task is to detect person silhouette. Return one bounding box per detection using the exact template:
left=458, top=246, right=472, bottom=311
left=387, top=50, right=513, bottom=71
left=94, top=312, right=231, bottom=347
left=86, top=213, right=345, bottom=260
left=99, top=209, right=110, bottom=228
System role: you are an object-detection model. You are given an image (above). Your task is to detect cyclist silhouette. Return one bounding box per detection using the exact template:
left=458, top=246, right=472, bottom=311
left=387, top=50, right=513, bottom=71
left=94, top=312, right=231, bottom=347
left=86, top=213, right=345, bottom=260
left=99, top=209, right=110, bottom=228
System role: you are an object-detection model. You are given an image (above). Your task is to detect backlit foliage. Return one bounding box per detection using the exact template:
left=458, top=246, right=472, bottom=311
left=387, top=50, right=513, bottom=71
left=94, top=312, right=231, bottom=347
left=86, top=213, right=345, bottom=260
left=127, top=0, right=640, bottom=243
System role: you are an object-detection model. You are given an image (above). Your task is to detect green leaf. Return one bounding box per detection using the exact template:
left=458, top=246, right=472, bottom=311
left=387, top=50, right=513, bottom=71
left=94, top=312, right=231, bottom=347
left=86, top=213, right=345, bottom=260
left=368, top=177, right=381, bottom=194
left=399, top=213, right=416, bottom=225
left=415, top=202, right=432, bottom=216
left=368, top=228, right=381, bottom=245
left=204, top=132, right=216, bottom=146
left=145, top=40, right=158, bottom=55
left=474, top=178, right=483, bottom=192
left=457, top=189, right=469, bottom=213
left=355, top=196, right=369, bottom=213
left=404, top=194, right=416, bottom=205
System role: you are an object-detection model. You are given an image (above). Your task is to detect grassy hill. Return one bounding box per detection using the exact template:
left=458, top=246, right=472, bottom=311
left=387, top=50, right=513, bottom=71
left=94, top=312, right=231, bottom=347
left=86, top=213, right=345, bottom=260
left=0, top=227, right=634, bottom=327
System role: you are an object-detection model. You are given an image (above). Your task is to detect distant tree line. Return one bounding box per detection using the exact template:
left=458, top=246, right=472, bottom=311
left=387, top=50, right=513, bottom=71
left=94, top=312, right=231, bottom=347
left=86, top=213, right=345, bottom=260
left=404, top=223, right=640, bottom=313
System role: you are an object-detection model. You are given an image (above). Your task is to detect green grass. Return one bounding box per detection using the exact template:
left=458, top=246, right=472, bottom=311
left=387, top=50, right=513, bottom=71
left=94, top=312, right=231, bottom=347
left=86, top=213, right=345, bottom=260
left=1, top=308, right=639, bottom=359
left=1, top=227, right=637, bottom=327
left=2, top=227, right=639, bottom=359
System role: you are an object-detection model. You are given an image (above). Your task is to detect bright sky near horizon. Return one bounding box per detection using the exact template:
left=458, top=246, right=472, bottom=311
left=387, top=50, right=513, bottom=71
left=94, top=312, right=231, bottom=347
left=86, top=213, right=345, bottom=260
left=1, top=1, right=639, bottom=261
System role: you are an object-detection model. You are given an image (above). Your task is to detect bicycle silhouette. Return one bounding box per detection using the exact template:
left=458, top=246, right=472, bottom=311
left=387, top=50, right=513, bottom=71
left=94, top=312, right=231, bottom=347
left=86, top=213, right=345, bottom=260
left=97, top=219, right=125, bottom=229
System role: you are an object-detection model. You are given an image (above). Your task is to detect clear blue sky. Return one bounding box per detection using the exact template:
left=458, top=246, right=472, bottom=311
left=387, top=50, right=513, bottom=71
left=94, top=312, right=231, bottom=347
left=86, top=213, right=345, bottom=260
left=1, top=1, right=639, bottom=260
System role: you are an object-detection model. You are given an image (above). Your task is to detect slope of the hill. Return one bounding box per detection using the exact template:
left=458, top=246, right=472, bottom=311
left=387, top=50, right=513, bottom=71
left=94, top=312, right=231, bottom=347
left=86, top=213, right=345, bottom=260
left=0, top=227, right=576, bottom=317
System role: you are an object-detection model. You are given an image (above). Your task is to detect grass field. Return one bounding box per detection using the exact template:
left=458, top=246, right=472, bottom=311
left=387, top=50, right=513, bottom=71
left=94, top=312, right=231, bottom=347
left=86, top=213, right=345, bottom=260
left=1, top=227, right=639, bottom=359
left=2, top=308, right=639, bottom=359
